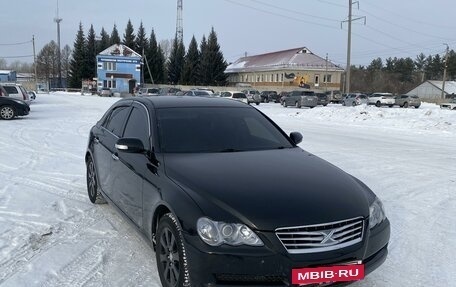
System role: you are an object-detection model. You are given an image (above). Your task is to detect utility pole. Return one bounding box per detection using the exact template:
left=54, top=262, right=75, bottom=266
left=32, top=35, right=38, bottom=92
left=325, top=53, right=329, bottom=92
left=345, top=1, right=352, bottom=94
left=176, top=0, right=183, bottom=43
left=54, top=0, right=63, bottom=89
left=441, top=44, right=449, bottom=99
left=342, top=1, right=365, bottom=94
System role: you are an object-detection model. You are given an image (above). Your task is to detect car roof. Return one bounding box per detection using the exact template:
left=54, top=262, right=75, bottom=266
left=122, top=95, right=249, bottom=109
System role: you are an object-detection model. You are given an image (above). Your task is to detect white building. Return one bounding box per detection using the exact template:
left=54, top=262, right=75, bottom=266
left=407, top=80, right=456, bottom=100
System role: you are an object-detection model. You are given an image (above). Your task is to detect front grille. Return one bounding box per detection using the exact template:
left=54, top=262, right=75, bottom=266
left=276, top=217, right=364, bottom=254
left=216, top=274, right=286, bottom=285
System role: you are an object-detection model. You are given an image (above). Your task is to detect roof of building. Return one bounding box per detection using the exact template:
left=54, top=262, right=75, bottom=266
left=225, top=47, right=343, bottom=74
left=98, top=44, right=141, bottom=58
left=0, top=70, right=15, bottom=74
left=428, top=80, right=456, bottom=94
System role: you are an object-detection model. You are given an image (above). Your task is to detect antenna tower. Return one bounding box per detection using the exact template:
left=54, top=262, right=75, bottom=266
left=54, top=0, right=63, bottom=88
left=176, top=0, right=183, bottom=43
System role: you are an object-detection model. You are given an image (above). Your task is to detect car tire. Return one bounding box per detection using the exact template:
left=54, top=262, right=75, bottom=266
left=352, top=101, right=356, bottom=106
left=415, top=105, right=420, bottom=109
left=403, top=102, right=409, bottom=108
left=255, top=102, right=260, bottom=105
left=86, top=157, right=106, bottom=204
left=0, top=105, right=16, bottom=120
left=283, top=101, right=288, bottom=107
left=388, top=105, right=393, bottom=108
left=295, top=101, right=301, bottom=108
left=156, top=213, right=191, bottom=287
left=342, top=101, right=346, bottom=106
left=376, top=101, right=381, bottom=107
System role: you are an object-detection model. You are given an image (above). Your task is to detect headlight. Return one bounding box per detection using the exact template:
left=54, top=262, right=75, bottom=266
left=369, top=197, right=386, bottom=229
left=197, top=217, right=263, bottom=247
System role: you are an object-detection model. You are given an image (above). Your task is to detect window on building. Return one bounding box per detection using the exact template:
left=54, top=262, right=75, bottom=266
left=271, top=74, right=274, bottom=82
left=103, top=80, right=117, bottom=89
left=281, top=73, right=284, bottom=82
left=103, top=62, right=117, bottom=71
left=257, top=75, right=260, bottom=82
left=276, top=74, right=279, bottom=82
left=315, top=74, right=320, bottom=85
left=323, top=74, right=332, bottom=83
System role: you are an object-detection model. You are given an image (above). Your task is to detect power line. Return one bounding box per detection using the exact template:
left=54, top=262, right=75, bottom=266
left=0, top=40, right=33, bottom=46
left=317, top=0, right=347, bottom=8
left=223, top=0, right=340, bottom=30
left=250, top=0, right=340, bottom=23
left=0, top=55, right=34, bottom=59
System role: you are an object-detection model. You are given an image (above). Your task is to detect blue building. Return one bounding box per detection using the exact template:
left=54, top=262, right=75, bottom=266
left=0, top=70, right=17, bottom=82
left=96, top=44, right=142, bottom=94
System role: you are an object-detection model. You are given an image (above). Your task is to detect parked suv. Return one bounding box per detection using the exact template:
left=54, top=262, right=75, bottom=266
left=440, top=97, right=456, bottom=110
left=368, top=93, right=395, bottom=107
left=1, top=83, right=30, bottom=105
left=342, top=93, right=368, bottom=106
left=259, top=91, right=278, bottom=103
left=242, top=89, right=261, bottom=105
left=315, top=92, right=329, bottom=106
left=395, top=95, right=421, bottom=108
left=282, top=90, right=318, bottom=108
left=99, top=88, right=113, bottom=97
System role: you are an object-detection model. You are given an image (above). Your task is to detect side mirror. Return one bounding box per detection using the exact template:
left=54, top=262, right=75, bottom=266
left=289, top=132, right=303, bottom=145
left=115, top=138, right=145, bottom=153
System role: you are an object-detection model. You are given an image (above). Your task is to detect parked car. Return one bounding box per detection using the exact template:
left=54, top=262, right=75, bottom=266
left=85, top=96, right=390, bottom=287
left=259, top=90, right=278, bottom=103
left=242, top=89, right=261, bottom=105
left=282, top=90, right=318, bottom=108
left=1, top=83, right=31, bottom=105
left=220, top=91, right=248, bottom=104
left=326, top=90, right=343, bottom=103
left=159, top=87, right=181, bottom=96
left=28, top=90, right=37, bottom=100
left=0, top=97, right=30, bottom=120
left=315, top=92, right=329, bottom=106
left=395, top=95, right=421, bottom=108
left=183, top=90, right=211, bottom=97
left=440, top=97, right=456, bottom=110
left=368, top=93, right=395, bottom=107
left=279, top=91, right=290, bottom=105
left=0, top=85, right=9, bottom=97
left=138, top=87, right=160, bottom=96
left=99, top=88, right=113, bottom=97
left=342, top=93, right=369, bottom=106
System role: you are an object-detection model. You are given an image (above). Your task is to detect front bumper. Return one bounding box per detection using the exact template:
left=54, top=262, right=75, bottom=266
left=184, top=219, right=390, bottom=286
left=17, top=104, right=30, bottom=116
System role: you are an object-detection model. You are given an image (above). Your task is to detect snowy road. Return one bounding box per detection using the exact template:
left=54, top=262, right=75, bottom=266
left=0, top=93, right=455, bottom=286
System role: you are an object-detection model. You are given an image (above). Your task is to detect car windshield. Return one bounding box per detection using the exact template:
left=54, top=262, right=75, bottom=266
left=157, top=107, right=293, bottom=153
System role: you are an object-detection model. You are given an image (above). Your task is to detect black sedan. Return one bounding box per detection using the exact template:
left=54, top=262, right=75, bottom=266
left=85, top=96, right=390, bottom=287
left=0, top=96, right=30, bottom=120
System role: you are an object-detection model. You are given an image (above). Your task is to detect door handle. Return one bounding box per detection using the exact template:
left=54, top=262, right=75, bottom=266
left=94, top=137, right=100, bottom=144
left=111, top=153, right=119, bottom=161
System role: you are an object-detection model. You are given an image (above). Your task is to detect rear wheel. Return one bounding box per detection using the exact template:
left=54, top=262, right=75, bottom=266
left=342, top=101, right=346, bottom=106
left=403, top=102, right=409, bottom=108
left=156, top=213, right=190, bottom=287
left=376, top=101, right=381, bottom=107
left=0, top=105, right=16, bottom=120
left=295, top=101, right=301, bottom=108
left=352, top=101, right=356, bottom=106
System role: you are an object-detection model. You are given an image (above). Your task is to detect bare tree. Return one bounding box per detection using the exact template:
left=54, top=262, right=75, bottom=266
left=61, top=45, right=72, bottom=80
left=159, top=39, right=172, bottom=60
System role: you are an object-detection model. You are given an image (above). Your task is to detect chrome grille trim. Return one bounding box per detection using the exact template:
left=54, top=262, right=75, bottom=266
left=275, top=217, right=364, bottom=254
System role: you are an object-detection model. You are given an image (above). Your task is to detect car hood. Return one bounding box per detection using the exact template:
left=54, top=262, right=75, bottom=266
left=164, top=148, right=371, bottom=231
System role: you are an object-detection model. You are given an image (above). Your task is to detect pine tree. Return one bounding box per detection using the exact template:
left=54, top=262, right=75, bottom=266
left=198, top=35, right=209, bottom=84
left=167, top=37, right=185, bottom=84
left=98, top=27, right=111, bottom=53
left=181, top=36, right=200, bottom=85
left=122, top=19, right=136, bottom=50
left=156, top=45, right=166, bottom=84
left=145, top=29, right=158, bottom=84
left=69, top=23, right=87, bottom=88
left=86, top=24, right=97, bottom=80
left=205, top=28, right=227, bottom=86
left=110, top=24, right=120, bottom=45
left=135, top=21, right=148, bottom=56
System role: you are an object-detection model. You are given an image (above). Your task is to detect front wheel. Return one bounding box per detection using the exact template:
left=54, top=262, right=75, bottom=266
left=156, top=213, right=190, bottom=287
left=376, top=101, right=381, bottom=107
left=295, top=101, right=301, bottom=108
left=403, top=102, right=409, bottom=108
left=86, top=157, right=106, bottom=204
left=0, top=105, right=16, bottom=120
left=255, top=102, right=260, bottom=106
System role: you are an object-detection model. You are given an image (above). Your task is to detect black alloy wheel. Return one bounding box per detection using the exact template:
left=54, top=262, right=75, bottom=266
left=86, top=157, right=106, bottom=204
left=0, top=105, right=16, bottom=120
left=156, top=213, right=190, bottom=287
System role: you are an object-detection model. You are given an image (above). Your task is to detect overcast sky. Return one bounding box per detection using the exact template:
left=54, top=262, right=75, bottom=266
left=1, top=0, right=455, bottom=67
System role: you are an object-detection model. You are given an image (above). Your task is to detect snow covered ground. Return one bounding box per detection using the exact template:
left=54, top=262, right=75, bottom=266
left=0, top=93, right=455, bottom=286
